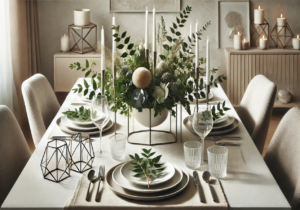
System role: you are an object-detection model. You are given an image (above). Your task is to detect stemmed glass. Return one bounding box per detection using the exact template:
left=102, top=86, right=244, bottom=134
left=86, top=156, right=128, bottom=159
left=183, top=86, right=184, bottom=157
left=90, top=95, right=110, bottom=157
left=192, top=105, right=213, bottom=169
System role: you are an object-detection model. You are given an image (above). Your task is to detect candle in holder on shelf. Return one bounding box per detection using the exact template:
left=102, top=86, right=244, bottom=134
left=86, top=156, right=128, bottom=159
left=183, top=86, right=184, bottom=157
left=292, top=35, right=300, bottom=50
left=145, top=7, right=148, bottom=50
left=61, top=34, right=69, bottom=52
left=234, top=32, right=242, bottom=50
left=259, top=35, right=268, bottom=50
left=206, top=36, right=210, bottom=85
left=254, top=6, right=264, bottom=24
left=152, top=5, right=156, bottom=53
left=242, top=38, right=249, bottom=50
left=74, top=9, right=90, bottom=26
left=277, top=14, right=286, bottom=36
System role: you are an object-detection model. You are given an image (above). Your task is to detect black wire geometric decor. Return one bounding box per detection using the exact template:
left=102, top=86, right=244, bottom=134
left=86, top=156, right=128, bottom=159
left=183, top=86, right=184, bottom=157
left=68, top=133, right=95, bottom=173
left=40, top=139, right=72, bottom=183
left=270, top=23, right=294, bottom=48
left=250, top=19, right=269, bottom=47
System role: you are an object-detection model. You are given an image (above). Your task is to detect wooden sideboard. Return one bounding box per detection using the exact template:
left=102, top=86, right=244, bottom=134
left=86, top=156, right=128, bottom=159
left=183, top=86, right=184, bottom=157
left=54, top=52, right=101, bottom=92
left=225, top=47, right=300, bottom=107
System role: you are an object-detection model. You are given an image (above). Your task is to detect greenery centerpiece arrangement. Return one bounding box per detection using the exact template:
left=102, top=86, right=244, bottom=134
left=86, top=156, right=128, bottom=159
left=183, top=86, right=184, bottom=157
left=69, top=5, right=230, bottom=127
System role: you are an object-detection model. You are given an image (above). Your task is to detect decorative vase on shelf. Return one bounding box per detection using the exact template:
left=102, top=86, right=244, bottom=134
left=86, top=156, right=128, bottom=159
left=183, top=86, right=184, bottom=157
left=133, top=108, right=169, bottom=127
left=278, top=89, right=291, bottom=103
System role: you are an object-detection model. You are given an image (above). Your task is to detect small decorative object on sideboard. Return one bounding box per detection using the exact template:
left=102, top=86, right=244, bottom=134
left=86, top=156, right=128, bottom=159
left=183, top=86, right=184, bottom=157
left=259, top=35, right=268, bottom=50
left=234, top=32, right=242, bottom=50
left=60, top=34, right=69, bottom=52
left=270, top=14, right=294, bottom=49
left=292, top=35, right=300, bottom=50
left=74, top=9, right=90, bottom=26
left=278, top=89, right=292, bottom=104
left=254, top=6, right=264, bottom=24
left=68, top=133, right=95, bottom=173
left=242, top=38, right=249, bottom=50
left=40, top=139, right=72, bottom=183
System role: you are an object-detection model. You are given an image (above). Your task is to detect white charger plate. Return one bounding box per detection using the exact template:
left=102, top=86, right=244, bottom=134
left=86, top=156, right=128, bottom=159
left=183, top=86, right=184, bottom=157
left=113, top=163, right=183, bottom=193
left=56, top=117, right=113, bottom=135
left=212, top=117, right=235, bottom=130
left=61, top=115, right=98, bottom=131
left=183, top=116, right=239, bottom=136
left=120, top=161, right=175, bottom=186
left=106, top=164, right=189, bottom=201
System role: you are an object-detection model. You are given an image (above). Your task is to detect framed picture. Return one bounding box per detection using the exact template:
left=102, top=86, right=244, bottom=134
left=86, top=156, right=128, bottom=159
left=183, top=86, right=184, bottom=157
left=110, top=0, right=180, bottom=13
left=218, top=0, right=250, bottom=48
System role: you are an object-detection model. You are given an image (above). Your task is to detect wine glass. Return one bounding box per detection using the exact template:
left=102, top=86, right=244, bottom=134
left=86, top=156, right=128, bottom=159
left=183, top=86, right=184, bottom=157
left=90, top=95, right=110, bottom=157
left=192, top=105, right=213, bottom=169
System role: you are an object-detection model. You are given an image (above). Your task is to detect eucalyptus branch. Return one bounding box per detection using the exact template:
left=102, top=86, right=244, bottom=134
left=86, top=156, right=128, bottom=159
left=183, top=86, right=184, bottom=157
left=111, top=25, right=136, bottom=58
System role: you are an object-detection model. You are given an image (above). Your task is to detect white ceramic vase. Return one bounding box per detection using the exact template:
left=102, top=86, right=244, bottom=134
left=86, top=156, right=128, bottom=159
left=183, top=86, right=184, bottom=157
left=133, top=108, right=169, bottom=127
left=74, top=9, right=90, bottom=26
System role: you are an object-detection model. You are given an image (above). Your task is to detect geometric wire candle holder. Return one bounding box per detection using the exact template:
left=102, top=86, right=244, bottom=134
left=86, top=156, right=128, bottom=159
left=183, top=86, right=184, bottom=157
left=270, top=23, right=294, bottom=48
left=68, top=133, right=95, bottom=173
left=68, top=23, right=97, bottom=54
left=250, top=19, right=269, bottom=47
left=40, top=139, right=72, bottom=183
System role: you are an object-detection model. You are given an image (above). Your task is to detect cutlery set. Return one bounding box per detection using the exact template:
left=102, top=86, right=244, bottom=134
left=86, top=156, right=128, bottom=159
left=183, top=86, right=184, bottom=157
left=86, top=166, right=105, bottom=202
left=193, top=171, right=220, bottom=203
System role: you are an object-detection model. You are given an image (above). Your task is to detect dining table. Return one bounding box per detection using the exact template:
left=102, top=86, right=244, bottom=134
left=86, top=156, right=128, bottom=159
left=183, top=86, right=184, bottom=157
left=1, top=78, right=291, bottom=210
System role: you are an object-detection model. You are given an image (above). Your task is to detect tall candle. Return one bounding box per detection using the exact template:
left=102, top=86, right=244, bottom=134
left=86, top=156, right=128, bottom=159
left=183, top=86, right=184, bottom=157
left=101, top=26, right=105, bottom=70
left=259, top=35, right=267, bottom=50
left=277, top=14, right=286, bottom=36
left=152, top=6, right=156, bottom=52
left=195, top=20, right=199, bottom=68
left=61, top=34, right=69, bottom=52
left=234, top=31, right=242, bottom=50
left=292, top=35, right=300, bottom=50
left=112, top=14, right=116, bottom=54
left=254, top=6, right=264, bottom=24
left=206, top=36, right=210, bottom=85
left=190, top=22, right=192, bottom=39
left=145, top=7, right=148, bottom=50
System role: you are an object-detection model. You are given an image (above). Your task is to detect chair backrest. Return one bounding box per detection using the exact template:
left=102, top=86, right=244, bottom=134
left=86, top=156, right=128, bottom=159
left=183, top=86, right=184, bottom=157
left=237, top=74, right=276, bottom=154
left=264, top=107, right=300, bottom=209
left=0, top=105, right=31, bottom=206
left=21, top=73, right=60, bottom=146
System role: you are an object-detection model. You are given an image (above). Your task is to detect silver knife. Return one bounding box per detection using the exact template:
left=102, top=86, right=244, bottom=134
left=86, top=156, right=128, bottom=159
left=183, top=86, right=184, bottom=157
left=193, top=171, right=205, bottom=203
left=206, top=136, right=241, bottom=141
left=215, top=141, right=241, bottom=146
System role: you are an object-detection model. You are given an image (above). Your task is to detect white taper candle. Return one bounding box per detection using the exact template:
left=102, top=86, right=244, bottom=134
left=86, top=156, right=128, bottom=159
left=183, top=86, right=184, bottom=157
left=206, top=36, right=210, bottom=85
left=195, top=20, right=199, bottom=68
left=152, top=5, right=156, bottom=52
left=145, top=7, right=148, bottom=50
left=101, top=26, right=105, bottom=70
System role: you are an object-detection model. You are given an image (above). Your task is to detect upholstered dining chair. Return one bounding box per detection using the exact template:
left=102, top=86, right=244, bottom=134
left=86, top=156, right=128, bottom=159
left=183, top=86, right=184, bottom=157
left=237, top=74, right=276, bottom=154
left=264, top=107, right=300, bottom=210
left=0, top=105, right=31, bottom=206
left=22, top=73, right=60, bottom=146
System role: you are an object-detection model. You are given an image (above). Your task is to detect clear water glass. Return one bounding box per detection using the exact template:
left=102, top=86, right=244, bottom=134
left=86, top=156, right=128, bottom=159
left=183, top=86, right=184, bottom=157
left=207, top=145, right=228, bottom=178
left=184, top=141, right=202, bottom=169
left=192, top=105, right=213, bottom=169
left=109, top=134, right=126, bottom=161
left=91, top=95, right=110, bottom=157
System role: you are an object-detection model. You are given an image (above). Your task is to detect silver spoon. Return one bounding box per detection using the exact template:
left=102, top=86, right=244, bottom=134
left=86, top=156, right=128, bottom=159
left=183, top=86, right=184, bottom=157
left=202, top=171, right=218, bottom=203
left=86, top=170, right=96, bottom=201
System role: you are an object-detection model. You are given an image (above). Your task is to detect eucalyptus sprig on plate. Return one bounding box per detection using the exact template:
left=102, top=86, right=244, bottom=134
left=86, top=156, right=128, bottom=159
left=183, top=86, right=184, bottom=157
left=129, top=149, right=166, bottom=188
left=62, top=106, right=91, bottom=122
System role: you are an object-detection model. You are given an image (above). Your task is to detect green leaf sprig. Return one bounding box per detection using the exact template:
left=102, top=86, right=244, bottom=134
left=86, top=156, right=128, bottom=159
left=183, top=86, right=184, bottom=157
left=129, top=149, right=166, bottom=188
left=212, top=101, right=230, bottom=121
left=110, top=25, right=135, bottom=58
left=62, top=106, right=91, bottom=121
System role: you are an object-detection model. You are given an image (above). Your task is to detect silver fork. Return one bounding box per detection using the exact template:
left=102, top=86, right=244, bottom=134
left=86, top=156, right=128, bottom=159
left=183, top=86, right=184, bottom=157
left=95, top=165, right=105, bottom=202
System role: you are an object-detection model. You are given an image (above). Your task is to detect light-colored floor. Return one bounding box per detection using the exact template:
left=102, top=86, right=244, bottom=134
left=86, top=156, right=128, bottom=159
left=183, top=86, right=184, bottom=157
left=25, top=92, right=288, bottom=157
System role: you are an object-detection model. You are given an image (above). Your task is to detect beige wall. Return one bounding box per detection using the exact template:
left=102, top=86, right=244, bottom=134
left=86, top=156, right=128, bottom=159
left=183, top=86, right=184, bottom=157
left=37, top=0, right=300, bottom=94
left=10, top=0, right=34, bottom=151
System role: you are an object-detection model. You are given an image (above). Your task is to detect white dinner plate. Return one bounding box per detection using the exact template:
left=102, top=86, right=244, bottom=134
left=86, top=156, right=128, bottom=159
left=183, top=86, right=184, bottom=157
left=189, top=91, right=214, bottom=104
left=113, top=163, right=183, bottom=193
left=183, top=116, right=239, bottom=136
left=66, top=116, right=95, bottom=126
left=106, top=164, right=189, bottom=201
left=212, top=117, right=235, bottom=130
left=61, top=115, right=98, bottom=131
left=120, top=161, right=175, bottom=186
left=188, top=112, right=229, bottom=125
left=56, top=117, right=113, bottom=135
left=79, top=93, right=92, bottom=103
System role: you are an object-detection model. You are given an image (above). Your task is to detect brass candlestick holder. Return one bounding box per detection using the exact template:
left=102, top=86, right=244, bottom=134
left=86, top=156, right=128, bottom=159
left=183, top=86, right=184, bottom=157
left=250, top=19, right=269, bottom=48
left=68, top=23, right=97, bottom=54
left=270, top=23, right=294, bottom=48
